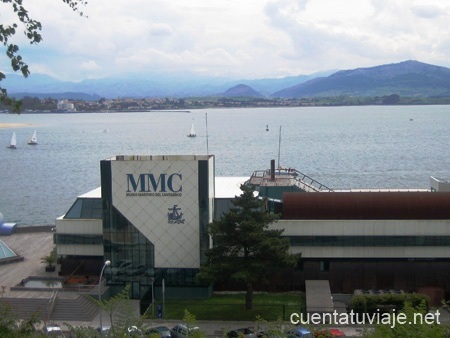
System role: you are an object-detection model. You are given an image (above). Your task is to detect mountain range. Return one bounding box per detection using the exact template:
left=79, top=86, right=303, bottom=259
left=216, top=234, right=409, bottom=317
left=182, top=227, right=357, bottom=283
left=4, top=60, right=450, bottom=100
left=273, top=60, right=450, bottom=98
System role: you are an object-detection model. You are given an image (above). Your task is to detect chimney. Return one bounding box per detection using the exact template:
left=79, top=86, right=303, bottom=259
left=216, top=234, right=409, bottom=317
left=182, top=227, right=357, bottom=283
left=270, top=159, right=275, bottom=181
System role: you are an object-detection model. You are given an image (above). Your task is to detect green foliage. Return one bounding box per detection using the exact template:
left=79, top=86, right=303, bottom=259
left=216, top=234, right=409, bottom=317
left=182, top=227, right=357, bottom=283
left=348, top=293, right=430, bottom=314
left=17, top=313, right=41, bottom=336
left=0, top=302, right=41, bottom=337
left=90, top=285, right=144, bottom=336
left=255, top=315, right=290, bottom=338
left=0, top=302, right=18, bottom=337
left=0, top=0, right=87, bottom=112
left=64, top=323, right=102, bottom=337
left=198, top=185, right=298, bottom=309
left=363, top=301, right=450, bottom=338
left=40, top=246, right=57, bottom=267
left=182, top=309, right=207, bottom=338
left=147, top=292, right=304, bottom=321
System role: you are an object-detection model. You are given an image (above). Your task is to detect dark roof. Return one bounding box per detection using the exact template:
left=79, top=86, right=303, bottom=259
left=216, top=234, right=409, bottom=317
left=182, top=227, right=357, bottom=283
left=282, top=192, right=450, bottom=220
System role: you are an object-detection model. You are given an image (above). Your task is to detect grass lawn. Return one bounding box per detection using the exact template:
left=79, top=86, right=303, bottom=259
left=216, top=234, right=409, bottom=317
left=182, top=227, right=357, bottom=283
left=146, top=292, right=305, bottom=321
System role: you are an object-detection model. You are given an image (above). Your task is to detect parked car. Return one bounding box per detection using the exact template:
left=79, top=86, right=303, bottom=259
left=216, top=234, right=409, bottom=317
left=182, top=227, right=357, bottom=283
left=314, top=328, right=345, bottom=337
left=227, top=328, right=257, bottom=338
left=127, top=325, right=143, bottom=336
left=171, top=324, right=200, bottom=338
left=146, top=325, right=172, bottom=338
left=286, top=327, right=313, bottom=338
left=43, top=324, right=65, bottom=337
left=257, top=330, right=286, bottom=338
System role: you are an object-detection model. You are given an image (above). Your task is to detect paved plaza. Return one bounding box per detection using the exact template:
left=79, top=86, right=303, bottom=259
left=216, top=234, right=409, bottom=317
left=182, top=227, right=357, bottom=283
left=0, top=231, right=56, bottom=295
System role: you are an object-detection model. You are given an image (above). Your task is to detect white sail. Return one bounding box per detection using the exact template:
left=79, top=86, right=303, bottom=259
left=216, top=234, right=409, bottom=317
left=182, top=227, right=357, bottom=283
left=187, top=122, right=196, bottom=137
left=28, top=130, right=37, bottom=145
left=7, top=132, right=17, bottom=149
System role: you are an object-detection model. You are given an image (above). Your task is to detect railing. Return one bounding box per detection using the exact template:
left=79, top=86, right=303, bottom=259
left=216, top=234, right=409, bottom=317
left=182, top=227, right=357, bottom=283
left=248, top=168, right=334, bottom=192
left=47, top=290, right=58, bottom=321
left=292, top=171, right=334, bottom=192
left=61, top=275, right=103, bottom=295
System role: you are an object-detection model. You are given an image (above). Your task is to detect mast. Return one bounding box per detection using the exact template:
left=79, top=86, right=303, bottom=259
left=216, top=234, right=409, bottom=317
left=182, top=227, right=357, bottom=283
left=277, top=125, right=282, bottom=169
left=205, top=113, right=209, bottom=154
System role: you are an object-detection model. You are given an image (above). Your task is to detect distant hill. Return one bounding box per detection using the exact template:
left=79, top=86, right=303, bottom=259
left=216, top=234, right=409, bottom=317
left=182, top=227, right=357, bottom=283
left=2, top=70, right=334, bottom=99
left=272, top=60, right=450, bottom=98
left=3, top=60, right=450, bottom=99
left=218, top=84, right=263, bottom=97
left=10, top=92, right=102, bottom=101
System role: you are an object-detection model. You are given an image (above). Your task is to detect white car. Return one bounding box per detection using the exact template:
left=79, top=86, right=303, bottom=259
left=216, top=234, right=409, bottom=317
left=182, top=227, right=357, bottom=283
left=43, top=324, right=65, bottom=337
left=171, top=324, right=200, bottom=338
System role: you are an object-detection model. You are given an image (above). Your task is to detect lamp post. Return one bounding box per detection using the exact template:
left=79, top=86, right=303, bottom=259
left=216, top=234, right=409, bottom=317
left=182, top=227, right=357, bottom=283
left=98, top=260, right=111, bottom=331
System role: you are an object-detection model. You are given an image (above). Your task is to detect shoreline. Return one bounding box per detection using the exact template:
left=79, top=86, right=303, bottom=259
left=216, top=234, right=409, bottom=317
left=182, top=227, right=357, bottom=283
left=0, top=123, right=33, bottom=129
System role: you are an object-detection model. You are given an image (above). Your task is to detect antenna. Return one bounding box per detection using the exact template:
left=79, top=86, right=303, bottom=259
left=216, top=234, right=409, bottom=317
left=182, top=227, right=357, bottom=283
left=205, top=113, right=209, bottom=154
left=277, top=125, right=282, bottom=169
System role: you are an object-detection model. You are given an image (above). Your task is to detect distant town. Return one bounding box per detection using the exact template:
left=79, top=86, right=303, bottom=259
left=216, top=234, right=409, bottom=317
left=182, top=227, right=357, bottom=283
left=2, top=94, right=450, bottom=114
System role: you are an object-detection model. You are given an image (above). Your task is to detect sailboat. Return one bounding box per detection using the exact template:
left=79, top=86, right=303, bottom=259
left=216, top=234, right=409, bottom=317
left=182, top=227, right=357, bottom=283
left=7, top=132, right=17, bottom=149
left=28, top=130, right=37, bottom=145
left=187, top=121, right=196, bottom=137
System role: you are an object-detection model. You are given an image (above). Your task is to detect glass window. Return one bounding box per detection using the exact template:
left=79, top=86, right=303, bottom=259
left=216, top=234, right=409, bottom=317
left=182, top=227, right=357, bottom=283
left=64, top=198, right=103, bottom=219
left=65, top=199, right=83, bottom=219
left=319, top=261, right=329, bottom=272
left=55, top=234, right=103, bottom=245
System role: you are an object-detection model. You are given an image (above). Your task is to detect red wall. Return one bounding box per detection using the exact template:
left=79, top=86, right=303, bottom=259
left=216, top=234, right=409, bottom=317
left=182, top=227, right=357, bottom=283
left=283, top=192, right=450, bottom=220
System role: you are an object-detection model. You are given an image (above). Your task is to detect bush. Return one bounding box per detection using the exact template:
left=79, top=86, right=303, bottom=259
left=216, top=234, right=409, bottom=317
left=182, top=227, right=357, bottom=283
left=348, top=293, right=429, bottom=314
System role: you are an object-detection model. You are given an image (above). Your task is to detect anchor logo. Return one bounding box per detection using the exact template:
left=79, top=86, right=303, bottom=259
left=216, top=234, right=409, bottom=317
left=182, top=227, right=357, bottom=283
left=168, top=205, right=185, bottom=224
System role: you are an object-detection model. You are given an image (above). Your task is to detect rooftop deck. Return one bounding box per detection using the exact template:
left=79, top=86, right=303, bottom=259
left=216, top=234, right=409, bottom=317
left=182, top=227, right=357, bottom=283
left=246, top=168, right=334, bottom=192
left=0, top=230, right=55, bottom=297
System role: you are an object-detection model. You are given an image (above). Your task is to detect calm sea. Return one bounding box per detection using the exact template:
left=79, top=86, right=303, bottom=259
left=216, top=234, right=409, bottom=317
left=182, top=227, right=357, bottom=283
left=1, top=105, right=450, bottom=226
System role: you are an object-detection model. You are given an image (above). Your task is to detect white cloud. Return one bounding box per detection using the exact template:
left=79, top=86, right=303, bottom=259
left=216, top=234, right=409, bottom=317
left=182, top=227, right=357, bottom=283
left=2, top=0, right=450, bottom=81
left=80, top=60, right=102, bottom=71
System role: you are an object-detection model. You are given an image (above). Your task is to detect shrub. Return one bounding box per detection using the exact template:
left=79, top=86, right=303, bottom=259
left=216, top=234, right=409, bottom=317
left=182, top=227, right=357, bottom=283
left=348, top=293, right=429, bottom=314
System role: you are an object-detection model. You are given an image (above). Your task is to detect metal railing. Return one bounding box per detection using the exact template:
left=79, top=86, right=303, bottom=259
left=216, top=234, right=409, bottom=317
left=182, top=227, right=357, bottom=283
left=248, top=168, right=334, bottom=192
left=47, top=290, right=58, bottom=321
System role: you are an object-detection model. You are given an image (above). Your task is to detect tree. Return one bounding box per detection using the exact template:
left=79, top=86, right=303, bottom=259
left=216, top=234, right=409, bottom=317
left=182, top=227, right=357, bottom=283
left=0, top=0, right=87, bottom=111
left=0, top=302, right=41, bottom=337
left=363, top=301, right=450, bottom=338
left=91, top=285, right=143, bottom=336
left=198, top=184, right=298, bottom=310
left=181, top=309, right=207, bottom=338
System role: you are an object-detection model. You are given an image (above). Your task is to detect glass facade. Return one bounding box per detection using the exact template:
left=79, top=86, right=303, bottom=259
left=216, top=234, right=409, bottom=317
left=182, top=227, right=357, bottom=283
left=198, top=160, right=211, bottom=264
left=65, top=198, right=102, bottom=219
left=102, top=207, right=155, bottom=287
left=55, top=234, right=103, bottom=245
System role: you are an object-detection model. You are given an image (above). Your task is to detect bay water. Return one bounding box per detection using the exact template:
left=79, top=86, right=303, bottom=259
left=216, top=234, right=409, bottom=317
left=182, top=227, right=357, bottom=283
left=1, top=105, right=449, bottom=226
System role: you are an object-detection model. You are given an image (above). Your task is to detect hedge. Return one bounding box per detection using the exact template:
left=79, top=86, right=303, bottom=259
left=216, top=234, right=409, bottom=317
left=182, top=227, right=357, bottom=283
left=347, top=293, right=429, bottom=314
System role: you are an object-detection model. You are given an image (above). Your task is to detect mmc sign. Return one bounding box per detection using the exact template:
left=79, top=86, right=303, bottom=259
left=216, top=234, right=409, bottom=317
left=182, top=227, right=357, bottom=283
left=125, top=173, right=182, bottom=197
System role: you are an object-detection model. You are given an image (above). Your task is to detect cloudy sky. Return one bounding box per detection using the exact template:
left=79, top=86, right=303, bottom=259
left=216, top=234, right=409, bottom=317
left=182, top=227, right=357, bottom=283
left=2, top=0, right=450, bottom=81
